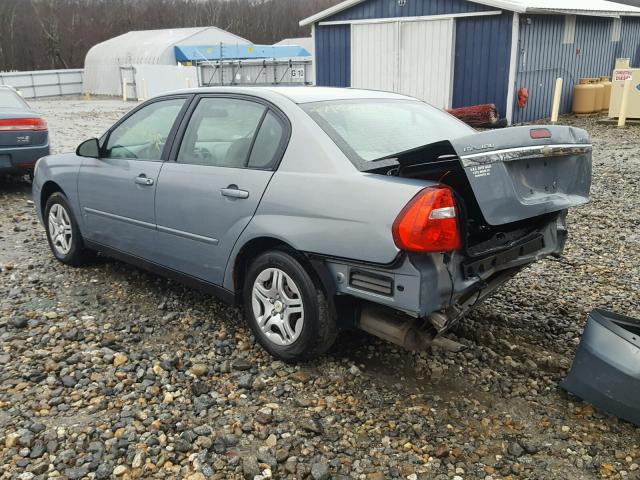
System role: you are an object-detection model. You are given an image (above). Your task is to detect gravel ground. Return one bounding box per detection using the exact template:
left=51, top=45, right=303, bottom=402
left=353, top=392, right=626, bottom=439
left=1, top=98, right=639, bottom=480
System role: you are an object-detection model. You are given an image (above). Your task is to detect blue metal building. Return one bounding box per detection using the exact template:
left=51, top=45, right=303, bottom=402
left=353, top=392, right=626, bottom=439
left=300, top=0, right=640, bottom=123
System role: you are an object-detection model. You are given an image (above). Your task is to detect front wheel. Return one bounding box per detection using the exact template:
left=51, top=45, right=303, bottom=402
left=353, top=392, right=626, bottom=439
left=243, top=250, right=337, bottom=362
left=44, top=192, right=93, bottom=266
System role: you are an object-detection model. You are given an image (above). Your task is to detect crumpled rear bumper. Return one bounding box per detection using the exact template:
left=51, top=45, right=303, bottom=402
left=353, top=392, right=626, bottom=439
left=562, top=309, right=640, bottom=426
left=323, top=212, right=567, bottom=322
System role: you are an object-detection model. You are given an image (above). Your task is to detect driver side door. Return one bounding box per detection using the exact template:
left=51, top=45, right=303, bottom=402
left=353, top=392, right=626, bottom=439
left=78, top=96, right=189, bottom=260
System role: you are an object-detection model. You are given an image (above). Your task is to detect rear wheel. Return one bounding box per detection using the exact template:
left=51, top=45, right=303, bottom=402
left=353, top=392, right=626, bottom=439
left=44, top=192, right=93, bottom=266
left=243, top=250, right=337, bottom=362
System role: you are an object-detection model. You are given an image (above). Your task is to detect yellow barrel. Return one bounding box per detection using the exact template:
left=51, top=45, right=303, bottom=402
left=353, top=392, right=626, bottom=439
left=592, top=78, right=605, bottom=112
left=573, top=78, right=597, bottom=114
left=599, top=76, right=612, bottom=111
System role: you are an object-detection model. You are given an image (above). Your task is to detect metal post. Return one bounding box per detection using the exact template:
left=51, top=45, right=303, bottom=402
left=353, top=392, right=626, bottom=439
left=219, top=42, right=224, bottom=86
left=618, top=77, right=632, bottom=127
left=138, top=78, right=145, bottom=101
left=273, top=58, right=277, bottom=85
left=551, top=77, right=563, bottom=124
left=122, top=77, right=127, bottom=102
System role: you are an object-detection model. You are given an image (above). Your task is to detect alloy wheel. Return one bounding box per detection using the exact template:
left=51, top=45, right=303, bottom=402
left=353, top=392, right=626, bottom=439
left=48, top=203, right=73, bottom=255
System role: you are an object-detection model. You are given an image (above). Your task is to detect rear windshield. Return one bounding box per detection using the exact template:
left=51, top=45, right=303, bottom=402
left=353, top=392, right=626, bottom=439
left=302, top=99, right=473, bottom=165
left=0, top=89, right=28, bottom=110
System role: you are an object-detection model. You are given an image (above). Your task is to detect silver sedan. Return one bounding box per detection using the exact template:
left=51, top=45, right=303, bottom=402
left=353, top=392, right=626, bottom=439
left=33, top=87, right=591, bottom=361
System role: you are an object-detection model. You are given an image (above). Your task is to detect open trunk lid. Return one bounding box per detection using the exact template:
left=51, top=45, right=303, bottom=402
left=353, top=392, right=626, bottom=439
left=450, top=125, right=592, bottom=226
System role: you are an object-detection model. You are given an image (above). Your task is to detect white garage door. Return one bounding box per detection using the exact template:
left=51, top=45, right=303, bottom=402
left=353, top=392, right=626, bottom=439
left=351, top=22, right=399, bottom=93
left=351, top=19, right=455, bottom=108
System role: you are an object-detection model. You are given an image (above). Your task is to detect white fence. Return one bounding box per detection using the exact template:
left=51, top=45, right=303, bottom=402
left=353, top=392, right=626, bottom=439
left=0, top=69, right=84, bottom=99
left=120, top=65, right=198, bottom=101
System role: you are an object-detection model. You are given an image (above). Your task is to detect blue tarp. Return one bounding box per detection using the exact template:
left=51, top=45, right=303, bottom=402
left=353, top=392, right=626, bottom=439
left=175, top=44, right=311, bottom=62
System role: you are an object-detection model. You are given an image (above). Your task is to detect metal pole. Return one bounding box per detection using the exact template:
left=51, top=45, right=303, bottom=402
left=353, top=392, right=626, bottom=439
left=122, top=77, right=127, bottom=102
left=273, top=58, right=277, bottom=85
left=138, top=78, right=145, bottom=101
left=618, top=77, right=632, bottom=127
left=219, top=42, right=224, bottom=86
left=551, top=77, right=563, bottom=124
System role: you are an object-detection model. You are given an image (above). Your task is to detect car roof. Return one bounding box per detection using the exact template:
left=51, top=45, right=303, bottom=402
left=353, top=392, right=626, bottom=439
left=0, top=85, right=31, bottom=110
left=260, top=86, right=416, bottom=103
left=161, top=86, right=416, bottom=104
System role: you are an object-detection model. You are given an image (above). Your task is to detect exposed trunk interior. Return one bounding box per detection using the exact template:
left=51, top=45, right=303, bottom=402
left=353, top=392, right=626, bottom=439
left=366, top=140, right=558, bottom=258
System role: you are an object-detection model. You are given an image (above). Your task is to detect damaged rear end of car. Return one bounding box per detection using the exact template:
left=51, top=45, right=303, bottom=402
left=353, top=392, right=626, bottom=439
left=314, top=111, right=592, bottom=349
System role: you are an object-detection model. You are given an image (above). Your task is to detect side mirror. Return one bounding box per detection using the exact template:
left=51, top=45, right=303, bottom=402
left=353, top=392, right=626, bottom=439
left=76, top=138, right=100, bottom=158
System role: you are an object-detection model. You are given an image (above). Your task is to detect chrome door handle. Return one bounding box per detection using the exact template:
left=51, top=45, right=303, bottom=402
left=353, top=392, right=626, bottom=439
left=221, top=186, right=249, bottom=199
left=135, top=175, right=154, bottom=186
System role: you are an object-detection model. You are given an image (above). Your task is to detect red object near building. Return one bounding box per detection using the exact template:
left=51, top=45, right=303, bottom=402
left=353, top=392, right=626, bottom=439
left=518, top=87, right=529, bottom=108
left=446, top=104, right=498, bottom=127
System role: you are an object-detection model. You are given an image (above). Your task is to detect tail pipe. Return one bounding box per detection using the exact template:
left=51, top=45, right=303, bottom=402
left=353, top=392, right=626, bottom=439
left=358, top=305, right=436, bottom=350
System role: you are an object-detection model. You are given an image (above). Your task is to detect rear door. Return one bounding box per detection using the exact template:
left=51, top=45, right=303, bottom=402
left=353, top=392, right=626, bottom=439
left=78, top=96, right=188, bottom=259
left=154, top=95, right=289, bottom=285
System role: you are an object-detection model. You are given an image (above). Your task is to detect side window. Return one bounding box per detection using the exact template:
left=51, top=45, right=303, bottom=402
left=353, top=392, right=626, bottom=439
left=248, top=111, right=286, bottom=169
left=177, top=98, right=266, bottom=168
left=105, top=98, right=186, bottom=160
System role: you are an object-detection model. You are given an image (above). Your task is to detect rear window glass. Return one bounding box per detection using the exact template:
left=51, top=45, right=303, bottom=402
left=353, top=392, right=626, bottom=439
left=0, top=89, right=28, bottom=110
left=302, top=99, right=473, bottom=165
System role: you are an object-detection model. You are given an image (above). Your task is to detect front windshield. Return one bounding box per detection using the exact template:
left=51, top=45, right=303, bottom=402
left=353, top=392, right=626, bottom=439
left=302, top=99, right=473, bottom=164
left=0, top=89, right=28, bottom=110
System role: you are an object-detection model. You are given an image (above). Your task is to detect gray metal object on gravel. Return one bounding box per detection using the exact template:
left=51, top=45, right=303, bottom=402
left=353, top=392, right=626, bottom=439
left=562, top=309, right=640, bottom=426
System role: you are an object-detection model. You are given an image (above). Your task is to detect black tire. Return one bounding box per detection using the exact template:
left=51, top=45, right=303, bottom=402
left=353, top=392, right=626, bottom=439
left=243, top=250, right=337, bottom=362
left=44, top=192, right=93, bottom=266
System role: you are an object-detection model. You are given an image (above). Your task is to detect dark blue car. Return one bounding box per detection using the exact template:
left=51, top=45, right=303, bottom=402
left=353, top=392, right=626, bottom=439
left=0, top=86, right=49, bottom=176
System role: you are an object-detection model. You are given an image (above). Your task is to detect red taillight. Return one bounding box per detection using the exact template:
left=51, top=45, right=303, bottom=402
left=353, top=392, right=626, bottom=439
left=392, top=185, right=462, bottom=253
left=530, top=128, right=551, bottom=139
left=0, top=117, right=47, bottom=132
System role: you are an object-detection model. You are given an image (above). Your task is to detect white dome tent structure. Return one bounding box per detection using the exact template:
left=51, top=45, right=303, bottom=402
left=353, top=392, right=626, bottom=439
left=83, top=27, right=250, bottom=96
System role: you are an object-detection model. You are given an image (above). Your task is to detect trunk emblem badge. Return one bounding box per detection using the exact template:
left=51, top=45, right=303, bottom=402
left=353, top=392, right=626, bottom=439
left=463, top=143, right=494, bottom=152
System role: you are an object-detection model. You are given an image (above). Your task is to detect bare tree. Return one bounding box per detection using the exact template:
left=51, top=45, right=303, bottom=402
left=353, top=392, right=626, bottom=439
left=0, top=0, right=341, bottom=72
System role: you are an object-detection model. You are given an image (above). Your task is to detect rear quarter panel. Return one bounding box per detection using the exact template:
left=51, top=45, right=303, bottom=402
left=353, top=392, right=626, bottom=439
left=250, top=171, right=427, bottom=262
left=223, top=98, right=430, bottom=290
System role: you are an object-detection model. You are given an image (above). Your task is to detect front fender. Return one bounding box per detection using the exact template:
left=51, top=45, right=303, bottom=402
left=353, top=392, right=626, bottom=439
left=32, top=153, right=84, bottom=228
